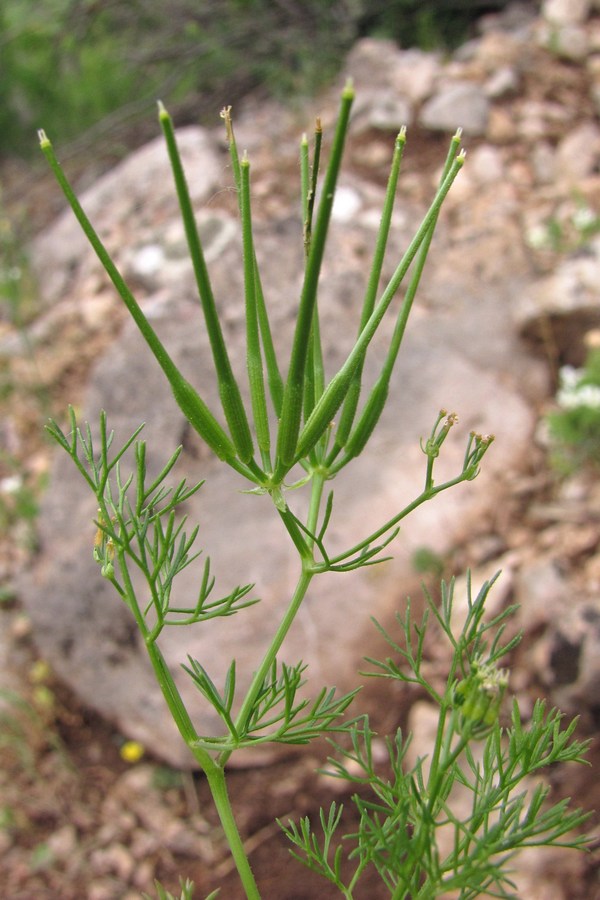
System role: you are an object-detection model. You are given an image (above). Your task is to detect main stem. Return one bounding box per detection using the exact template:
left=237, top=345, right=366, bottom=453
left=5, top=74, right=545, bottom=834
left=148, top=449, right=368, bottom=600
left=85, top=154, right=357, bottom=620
left=144, top=470, right=328, bottom=895
left=219, top=470, right=326, bottom=767
left=218, top=565, right=315, bottom=768
left=146, top=641, right=261, bottom=898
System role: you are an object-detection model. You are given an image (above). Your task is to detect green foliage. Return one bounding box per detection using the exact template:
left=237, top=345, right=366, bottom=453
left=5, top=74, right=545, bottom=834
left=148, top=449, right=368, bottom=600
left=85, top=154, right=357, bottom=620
left=357, top=0, right=514, bottom=51
left=526, top=197, right=600, bottom=254
left=3, top=0, right=525, bottom=158
left=281, top=576, right=590, bottom=898
left=547, top=347, right=600, bottom=472
left=412, top=545, right=445, bottom=577
left=142, top=877, right=200, bottom=900
left=2, top=0, right=359, bottom=158
left=0, top=195, right=39, bottom=326
left=0, top=683, right=67, bottom=777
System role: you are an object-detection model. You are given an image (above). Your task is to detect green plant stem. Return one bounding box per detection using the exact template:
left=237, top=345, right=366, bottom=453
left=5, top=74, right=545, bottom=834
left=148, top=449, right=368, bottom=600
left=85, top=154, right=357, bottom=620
left=218, top=566, right=315, bottom=768
left=146, top=640, right=260, bottom=899
left=306, top=469, right=326, bottom=541
left=219, top=470, right=326, bottom=765
left=203, top=765, right=261, bottom=900
left=392, top=710, right=472, bottom=900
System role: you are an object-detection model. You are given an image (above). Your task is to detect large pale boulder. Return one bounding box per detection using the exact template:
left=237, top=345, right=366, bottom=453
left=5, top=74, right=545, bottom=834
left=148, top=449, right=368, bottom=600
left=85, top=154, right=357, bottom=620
left=22, top=116, right=541, bottom=768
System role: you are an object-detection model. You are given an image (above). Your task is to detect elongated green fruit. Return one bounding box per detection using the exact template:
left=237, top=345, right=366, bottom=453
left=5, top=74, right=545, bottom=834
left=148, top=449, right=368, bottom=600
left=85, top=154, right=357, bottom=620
left=303, top=118, right=323, bottom=257
left=38, top=129, right=237, bottom=464
left=241, top=156, right=271, bottom=457
left=294, top=152, right=465, bottom=463
left=300, top=132, right=309, bottom=227
left=275, top=83, right=354, bottom=473
left=344, top=377, right=389, bottom=461
left=158, top=103, right=255, bottom=465
left=334, top=214, right=437, bottom=471
left=337, top=128, right=464, bottom=467
left=334, top=128, right=406, bottom=451
left=224, top=107, right=284, bottom=419
left=255, top=267, right=284, bottom=416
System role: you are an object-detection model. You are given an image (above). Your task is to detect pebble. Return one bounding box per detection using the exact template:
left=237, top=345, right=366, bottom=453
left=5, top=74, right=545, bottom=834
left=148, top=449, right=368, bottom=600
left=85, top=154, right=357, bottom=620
left=362, top=89, right=412, bottom=132
left=555, top=122, right=600, bottom=181
left=391, top=49, right=441, bottom=104
left=484, top=64, right=520, bottom=98
left=419, top=81, right=490, bottom=135
left=331, top=185, right=362, bottom=222
left=90, top=843, right=135, bottom=881
left=88, top=880, right=125, bottom=900
left=46, top=824, right=78, bottom=861
left=468, top=144, right=505, bottom=184
left=543, top=0, right=591, bottom=27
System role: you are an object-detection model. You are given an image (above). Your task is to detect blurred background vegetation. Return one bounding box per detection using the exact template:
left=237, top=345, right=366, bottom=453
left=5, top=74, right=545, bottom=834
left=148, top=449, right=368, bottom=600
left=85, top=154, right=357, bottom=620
left=1, top=0, right=524, bottom=161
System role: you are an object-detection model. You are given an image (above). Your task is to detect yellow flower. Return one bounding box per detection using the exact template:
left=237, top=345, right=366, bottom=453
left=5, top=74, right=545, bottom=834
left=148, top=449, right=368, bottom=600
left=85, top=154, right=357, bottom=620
left=120, top=740, right=145, bottom=763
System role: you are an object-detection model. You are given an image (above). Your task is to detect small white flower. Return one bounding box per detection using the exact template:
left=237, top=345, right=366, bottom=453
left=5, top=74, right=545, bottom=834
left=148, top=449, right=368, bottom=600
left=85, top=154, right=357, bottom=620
left=525, top=224, right=551, bottom=250
left=572, top=206, right=598, bottom=233
left=559, top=365, right=581, bottom=388
left=575, top=384, right=600, bottom=409
left=556, top=365, right=600, bottom=409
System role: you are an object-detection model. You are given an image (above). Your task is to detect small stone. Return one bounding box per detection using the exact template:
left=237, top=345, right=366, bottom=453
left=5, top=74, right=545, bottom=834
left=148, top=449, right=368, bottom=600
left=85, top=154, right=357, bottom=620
left=10, top=615, right=32, bottom=640
left=89, top=881, right=122, bottom=900
left=364, top=90, right=413, bottom=132
left=486, top=106, right=516, bottom=143
left=344, top=38, right=402, bottom=89
left=514, top=559, right=569, bottom=632
left=46, top=824, right=77, bottom=861
left=542, top=22, right=590, bottom=61
left=132, top=859, right=156, bottom=890
left=531, top=141, right=557, bottom=184
left=484, top=65, right=519, bottom=98
left=468, top=144, right=505, bottom=185
left=391, top=49, right=441, bottom=104
left=130, top=244, right=165, bottom=279
left=130, top=830, right=160, bottom=860
left=419, top=82, right=490, bottom=136
left=516, top=245, right=600, bottom=355
left=331, top=185, right=362, bottom=223
left=555, top=122, right=600, bottom=182
left=90, top=843, right=135, bottom=881
left=542, top=0, right=591, bottom=26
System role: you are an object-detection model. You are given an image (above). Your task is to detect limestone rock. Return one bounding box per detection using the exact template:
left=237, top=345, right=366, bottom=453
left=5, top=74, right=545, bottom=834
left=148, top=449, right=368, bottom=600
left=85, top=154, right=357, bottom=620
left=356, top=89, right=413, bottom=132
left=32, top=127, right=221, bottom=312
left=555, top=121, right=600, bottom=182
left=542, top=22, right=590, bottom=61
left=419, top=82, right=490, bottom=136
left=515, top=238, right=600, bottom=361
left=389, top=49, right=441, bottom=105
left=530, top=592, right=600, bottom=723
left=542, top=0, right=591, bottom=26
left=21, top=126, right=539, bottom=767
